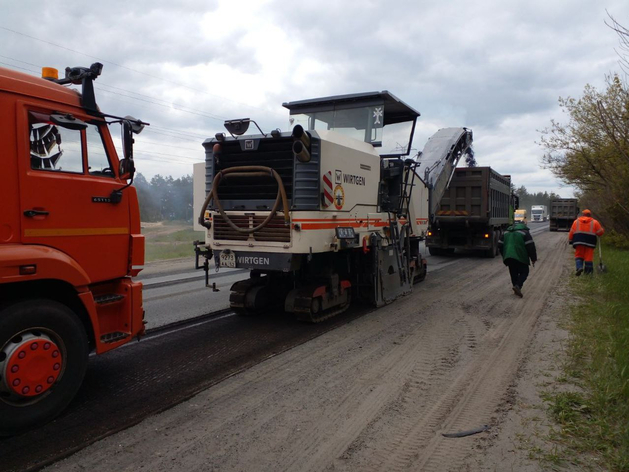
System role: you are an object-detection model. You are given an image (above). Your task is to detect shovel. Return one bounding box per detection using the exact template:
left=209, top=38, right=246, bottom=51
left=597, top=238, right=607, bottom=274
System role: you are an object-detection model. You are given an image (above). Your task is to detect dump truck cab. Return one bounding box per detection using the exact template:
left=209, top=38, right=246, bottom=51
left=0, top=64, right=146, bottom=435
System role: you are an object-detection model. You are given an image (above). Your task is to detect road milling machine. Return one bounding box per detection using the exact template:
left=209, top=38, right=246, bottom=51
left=196, top=92, right=473, bottom=322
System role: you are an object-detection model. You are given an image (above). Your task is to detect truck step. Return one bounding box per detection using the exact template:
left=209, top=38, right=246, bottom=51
left=94, top=293, right=125, bottom=305
left=100, top=331, right=130, bottom=344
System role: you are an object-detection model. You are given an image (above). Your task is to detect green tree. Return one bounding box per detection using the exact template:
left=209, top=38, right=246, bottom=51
left=540, top=75, right=629, bottom=242
left=133, top=173, right=160, bottom=222
left=133, top=173, right=194, bottom=222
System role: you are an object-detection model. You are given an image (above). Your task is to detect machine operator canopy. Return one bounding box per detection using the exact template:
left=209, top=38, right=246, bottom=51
left=283, top=91, right=420, bottom=157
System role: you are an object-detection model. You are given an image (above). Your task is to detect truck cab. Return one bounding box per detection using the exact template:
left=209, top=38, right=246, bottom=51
left=531, top=205, right=547, bottom=222
left=0, top=64, right=146, bottom=434
left=514, top=209, right=528, bottom=224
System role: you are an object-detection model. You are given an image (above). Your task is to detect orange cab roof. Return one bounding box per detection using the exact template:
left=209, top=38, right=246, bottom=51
left=0, top=66, right=82, bottom=108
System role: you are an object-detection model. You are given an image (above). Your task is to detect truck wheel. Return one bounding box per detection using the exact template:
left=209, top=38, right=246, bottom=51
left=485, top=234, right=497, bottom=258
left=0, top=299, right=88, bottom=436
left=428, top=247, right=441, bottom=256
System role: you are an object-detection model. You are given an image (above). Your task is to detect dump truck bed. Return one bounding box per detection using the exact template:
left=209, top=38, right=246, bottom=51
left=549, top=198, right=578, bottom=231
left=435, top=167, right=511, bottom=226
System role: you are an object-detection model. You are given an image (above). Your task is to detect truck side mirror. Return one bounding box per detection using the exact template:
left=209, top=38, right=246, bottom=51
left=124, top=115, right=145, bottom=135
left=122, top=120, right=134, bottom=160
left=119, top=158, right=135, bottom=179
left=118, top=116, right=145, bottom=181
left=119, top=121, right=135, bottom=181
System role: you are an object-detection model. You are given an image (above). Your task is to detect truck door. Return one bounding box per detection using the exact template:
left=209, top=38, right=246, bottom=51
left=18, top=107, right=130, bottom=283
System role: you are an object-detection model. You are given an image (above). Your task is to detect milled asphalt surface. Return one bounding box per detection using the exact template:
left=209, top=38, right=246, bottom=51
left=0, top=223, right=549, bottom=471
left=137, top=226, right=548, bottom=329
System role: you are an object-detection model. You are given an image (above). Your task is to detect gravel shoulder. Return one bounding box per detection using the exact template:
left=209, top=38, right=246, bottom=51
left=47, top=230, right=570, bottom=472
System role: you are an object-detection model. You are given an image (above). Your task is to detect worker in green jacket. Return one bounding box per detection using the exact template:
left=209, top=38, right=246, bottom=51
left=498, top=223, right=538, bottom=298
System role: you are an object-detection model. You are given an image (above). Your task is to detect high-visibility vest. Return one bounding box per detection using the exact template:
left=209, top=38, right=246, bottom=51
left=570, top=217, right=603, bottom=248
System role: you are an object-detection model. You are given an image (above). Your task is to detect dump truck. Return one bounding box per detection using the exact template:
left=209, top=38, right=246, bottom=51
left=425, top=167, right=514, bottom=257
left=0, top=64, right=147, bottom=435
left=549, top=198, right=579, bottom=231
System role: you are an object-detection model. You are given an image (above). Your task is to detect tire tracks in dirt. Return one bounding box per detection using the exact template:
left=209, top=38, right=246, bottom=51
left=361, top=231, right=566, bottom=472
left=44, top=231, right=568, bottom=472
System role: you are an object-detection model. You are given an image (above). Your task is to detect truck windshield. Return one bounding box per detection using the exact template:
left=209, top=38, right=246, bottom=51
left=290, top=108, right=415, bottom=156
left=290, top=105, right=383, bottom=146
left=532, top=210, right=542, bottom=214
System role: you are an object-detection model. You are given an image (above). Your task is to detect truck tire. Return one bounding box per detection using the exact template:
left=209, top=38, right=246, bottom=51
left=428, top=247, right=441, bottom=256
left=0, top=299, right=88, bottom=436
left=485, top=233, right=497, bottom=258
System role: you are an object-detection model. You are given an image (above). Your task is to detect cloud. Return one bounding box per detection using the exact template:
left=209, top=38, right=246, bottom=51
left=1, top=0, right=627, bottom=196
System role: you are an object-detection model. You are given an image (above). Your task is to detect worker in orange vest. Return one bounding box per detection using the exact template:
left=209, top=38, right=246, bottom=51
left=568, top=209, right=604, bottom=275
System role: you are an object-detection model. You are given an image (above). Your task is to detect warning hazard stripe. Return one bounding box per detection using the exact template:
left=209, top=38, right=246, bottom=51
left=322, top=171, right=333, bottom=207
left=24, top=227, right=128, bottom=237
left=297, top=222, right=391, bottom=230
left=292, top=217, right=402, bottom=231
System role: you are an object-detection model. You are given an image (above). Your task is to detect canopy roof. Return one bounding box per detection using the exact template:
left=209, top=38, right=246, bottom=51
left=283, top=91, right=420, bottom=126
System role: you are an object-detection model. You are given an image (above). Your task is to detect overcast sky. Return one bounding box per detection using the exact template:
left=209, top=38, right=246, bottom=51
left=2, top=0, right=628, bottom=196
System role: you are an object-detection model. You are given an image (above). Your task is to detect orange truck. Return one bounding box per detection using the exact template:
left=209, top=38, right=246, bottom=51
left=0, top=63, right=147, bottom=435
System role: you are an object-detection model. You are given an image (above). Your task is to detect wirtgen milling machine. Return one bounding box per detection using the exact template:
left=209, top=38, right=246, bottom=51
left=197, top=91, right=472, bottom=322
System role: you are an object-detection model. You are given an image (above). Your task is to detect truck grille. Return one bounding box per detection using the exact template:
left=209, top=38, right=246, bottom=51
left=213, top=214, right=290, bottom=243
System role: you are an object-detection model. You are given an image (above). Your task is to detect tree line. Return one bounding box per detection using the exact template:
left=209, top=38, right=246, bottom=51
left=540, top=15, right=629, bottom=247
left=133, top=173, right=193, bottom=222
left=512, top=186, right=561, bottom=216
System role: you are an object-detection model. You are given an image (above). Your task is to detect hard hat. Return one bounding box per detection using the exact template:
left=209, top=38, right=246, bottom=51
left=582, top=209, right=592, bottom=216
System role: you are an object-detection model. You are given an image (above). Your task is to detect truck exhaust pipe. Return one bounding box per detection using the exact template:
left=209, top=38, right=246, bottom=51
left=292, top=124, right=311, bottom=162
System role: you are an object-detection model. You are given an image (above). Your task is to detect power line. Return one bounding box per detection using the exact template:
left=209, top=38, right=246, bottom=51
left=0, top=54, right=229, bottom=125
left=0, top=25, right=285, bottom=118
left=138, top=137, right=202, bottom=153
left=0, top=54, right=40, bottom=71
left=142, top=128, right=206, bottom=145
left=96, top=84, right=227, bottom=122
left=98, top=82, right=227, bottom=121
left=0, top=61, right=37, bottom=73
left=133, top=150, right=202, bottom=165
left=148, top=125, right=209, bottom=140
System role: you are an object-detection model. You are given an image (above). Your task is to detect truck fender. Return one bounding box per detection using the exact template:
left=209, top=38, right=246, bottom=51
left=0, top=245, right=91, bottom=289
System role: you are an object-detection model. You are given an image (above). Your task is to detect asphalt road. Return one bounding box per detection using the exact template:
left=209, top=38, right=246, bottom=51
left=137, top=228, right=554, bottom=330
left=42, top=222, right=555, bottom=472
left=0, top=222, right=549, bottom=472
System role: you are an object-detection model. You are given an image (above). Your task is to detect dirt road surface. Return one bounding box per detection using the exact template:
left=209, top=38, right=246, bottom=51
left=46, top=230, right=568, bottom=472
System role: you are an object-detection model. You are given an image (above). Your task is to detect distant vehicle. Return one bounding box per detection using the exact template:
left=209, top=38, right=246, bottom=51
left=549, top=198, right=579, bottom=232
left=531, top=205, right=547, bottom=222
left=514, top=209, right=528, bottom=224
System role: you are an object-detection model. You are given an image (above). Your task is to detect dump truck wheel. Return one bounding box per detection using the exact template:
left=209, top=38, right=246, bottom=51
left=0, top=299, right=88, bottom=436
left=428, top=247, right=442, bottom=256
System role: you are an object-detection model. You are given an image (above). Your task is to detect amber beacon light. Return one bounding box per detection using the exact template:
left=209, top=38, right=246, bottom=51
left=41, top=67, right=59, bottom=80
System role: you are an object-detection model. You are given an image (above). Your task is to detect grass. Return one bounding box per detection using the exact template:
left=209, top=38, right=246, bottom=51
left=142, top=221, right=205, bottom=262
left=544, top=243, right=629, bottom=471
